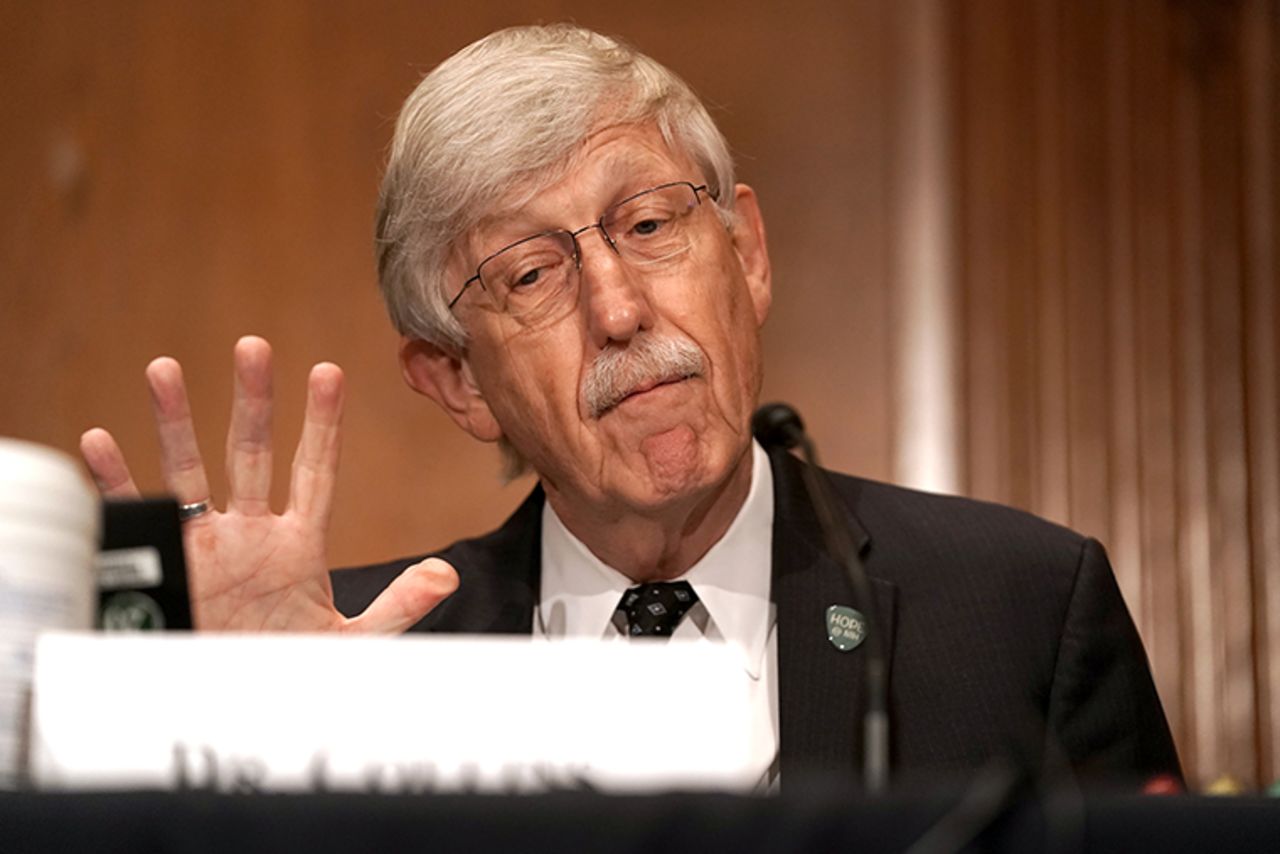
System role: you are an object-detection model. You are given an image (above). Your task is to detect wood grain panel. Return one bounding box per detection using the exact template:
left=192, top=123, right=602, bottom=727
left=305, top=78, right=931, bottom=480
left=1170, top=0, right=1219, bottom=786
left=3, top=0, right=1276, bottom=790
left=1193, top=0, right=1259, bottom=787
left=1104, top=0, right=1145, bottom=627
left=1129, top=0, right=1189, bottom=768
left=886, top=0, right=962, bottom=495
left=1031, top=0, right=1074, bottom=527
left=958, top=0, right=1036, bottom=507
left=951, top=0, right=1278, bottom=786
left=1241, top=0, right=1280, bottom=788
left=0, top=1, right=895, bottom=568
left=1060, top=0, right=1116, bottom=547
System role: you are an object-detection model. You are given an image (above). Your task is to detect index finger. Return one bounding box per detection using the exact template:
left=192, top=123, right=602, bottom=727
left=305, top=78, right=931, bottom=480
left=288, top=361, right=344, bottom=523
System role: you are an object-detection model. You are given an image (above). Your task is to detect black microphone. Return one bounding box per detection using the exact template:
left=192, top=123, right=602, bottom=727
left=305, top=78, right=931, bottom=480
left=753, top=402, right=890, bottom=793
left=750, top=402, right=806, bottom=451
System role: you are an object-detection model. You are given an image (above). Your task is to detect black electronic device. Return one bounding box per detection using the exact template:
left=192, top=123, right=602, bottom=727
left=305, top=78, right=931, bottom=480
left=95, top=498, right=194, bottom=631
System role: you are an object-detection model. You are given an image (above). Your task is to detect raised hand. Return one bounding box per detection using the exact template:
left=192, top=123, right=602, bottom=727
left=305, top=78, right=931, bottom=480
left=80, top=335, right=457, bottom=632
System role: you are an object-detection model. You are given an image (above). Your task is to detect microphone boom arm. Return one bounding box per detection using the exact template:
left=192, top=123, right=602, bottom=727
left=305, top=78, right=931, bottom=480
left=753, top=402, right=890, bottom=793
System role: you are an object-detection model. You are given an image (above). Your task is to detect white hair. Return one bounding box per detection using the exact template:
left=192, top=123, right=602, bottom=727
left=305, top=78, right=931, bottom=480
left=374, top=23, right=738, bottom=352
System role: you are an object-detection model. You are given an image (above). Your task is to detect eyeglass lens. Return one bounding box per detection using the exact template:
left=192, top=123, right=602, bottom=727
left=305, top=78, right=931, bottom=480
left=475, top=182, right=703, bottom=325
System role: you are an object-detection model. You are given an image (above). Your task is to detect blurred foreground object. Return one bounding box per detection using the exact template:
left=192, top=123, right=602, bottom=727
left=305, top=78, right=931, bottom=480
left=0, top=438, right=98, bottom=788
left=1206, top=775, right=1246, bottom=796
left=30, top=634, right=756, bottom=793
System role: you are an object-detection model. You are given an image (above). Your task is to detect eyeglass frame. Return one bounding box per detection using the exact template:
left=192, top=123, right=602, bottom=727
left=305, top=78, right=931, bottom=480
left=447, top=180, right=714, bottom=312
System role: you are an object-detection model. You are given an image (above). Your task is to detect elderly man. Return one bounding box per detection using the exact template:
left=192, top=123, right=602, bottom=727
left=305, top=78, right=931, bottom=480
left=81, top=24, right=1180, bottom=786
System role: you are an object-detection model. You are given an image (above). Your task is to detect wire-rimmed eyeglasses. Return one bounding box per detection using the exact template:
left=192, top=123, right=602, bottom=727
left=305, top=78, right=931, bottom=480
left=448, top=181, right=712, bottom=327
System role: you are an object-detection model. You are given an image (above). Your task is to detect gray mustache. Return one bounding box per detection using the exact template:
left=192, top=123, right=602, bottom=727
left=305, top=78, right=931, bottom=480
left=583, top=335, right=705, bottom=418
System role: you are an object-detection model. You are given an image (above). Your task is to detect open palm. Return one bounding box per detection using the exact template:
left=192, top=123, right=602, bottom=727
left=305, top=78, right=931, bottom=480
left=80, top=336, right=456, bottom=633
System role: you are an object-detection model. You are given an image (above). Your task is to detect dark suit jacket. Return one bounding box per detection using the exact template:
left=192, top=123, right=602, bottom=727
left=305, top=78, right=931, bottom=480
left=333, top=448, right=1181, bottom=786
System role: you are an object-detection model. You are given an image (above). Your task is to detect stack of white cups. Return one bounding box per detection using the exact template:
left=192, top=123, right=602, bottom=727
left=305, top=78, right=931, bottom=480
left=0, top=438, right=99, bottom=788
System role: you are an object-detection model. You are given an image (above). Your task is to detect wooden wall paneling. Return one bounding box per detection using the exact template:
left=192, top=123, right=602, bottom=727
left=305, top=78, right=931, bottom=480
left=958, top=0, right=1035, bottom=508
left=935, top=0, right=1280, bottom=785
left=1060, top=0, right=1119, bottom=550
left=1194, top=1, right=1261, bottom=788
left=1103, top=0, right=1146, bottom=630
left=886, top=0, right=963, bottom=496
left=1007, top=1, right=1042, bottom=519
left=6, top=0, right=1277, bottom=787
left=735, top=1, right=896, bottom=483
left=1170, top=0, right=1255, bottom=787
left=1171, top=0, right=1216, bottom=786
left=0, top=1, right=901, bottom=568
left=1031, top=0, right=1073, bottom=526
left=1129, top=0, right=1190, bottom=774
left=1241, top=0, right=1280, bottom=789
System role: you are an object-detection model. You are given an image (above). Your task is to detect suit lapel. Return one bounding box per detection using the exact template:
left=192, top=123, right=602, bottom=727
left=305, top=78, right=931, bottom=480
left=770, top=449, right=898, bottom=781
left=435, top=451, right=900, bottom=780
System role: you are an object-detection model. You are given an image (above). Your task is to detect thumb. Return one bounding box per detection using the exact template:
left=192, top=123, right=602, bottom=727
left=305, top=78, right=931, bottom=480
left=343, top=557, right=460, bottom=634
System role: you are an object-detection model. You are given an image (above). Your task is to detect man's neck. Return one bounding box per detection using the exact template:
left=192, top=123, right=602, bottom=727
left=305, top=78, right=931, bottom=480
left=543, top=444, right=756, bottom=583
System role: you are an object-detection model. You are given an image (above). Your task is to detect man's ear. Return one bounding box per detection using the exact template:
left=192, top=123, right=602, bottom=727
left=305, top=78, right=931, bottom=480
left=729, top=183, right=772, bottom=327
left=399, top=336, right=503, bottom=442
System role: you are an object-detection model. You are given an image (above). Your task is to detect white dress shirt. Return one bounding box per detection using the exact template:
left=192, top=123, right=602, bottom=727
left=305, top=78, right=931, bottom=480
left=536, top=440, right=778, bottom=786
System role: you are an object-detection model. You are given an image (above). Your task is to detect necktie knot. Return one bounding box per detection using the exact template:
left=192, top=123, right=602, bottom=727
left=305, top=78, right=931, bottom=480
left=617, top=581, right=699, bottom=637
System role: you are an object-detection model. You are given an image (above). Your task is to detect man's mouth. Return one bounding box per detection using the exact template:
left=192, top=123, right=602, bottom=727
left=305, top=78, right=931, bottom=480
left=610, top=372, right=697, bottom=411
left=582, top=335, right=707, bottom=419
left=591, top=368, right=702, bottom=418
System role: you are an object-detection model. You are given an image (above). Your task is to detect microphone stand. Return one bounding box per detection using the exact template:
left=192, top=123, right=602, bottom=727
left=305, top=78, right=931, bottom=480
left=753, top=404, right=889, bottom=793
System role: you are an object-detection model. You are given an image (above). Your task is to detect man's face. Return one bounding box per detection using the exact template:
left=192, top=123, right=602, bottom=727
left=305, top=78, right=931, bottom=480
left=434, top=123, right=771, bottom=518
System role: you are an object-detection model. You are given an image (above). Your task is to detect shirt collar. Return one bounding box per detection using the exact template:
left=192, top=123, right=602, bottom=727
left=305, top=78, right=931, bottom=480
left=539, top=440, right=774, bottom=678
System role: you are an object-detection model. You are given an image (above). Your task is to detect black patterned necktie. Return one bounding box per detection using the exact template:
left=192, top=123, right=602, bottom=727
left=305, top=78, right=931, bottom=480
left=616, top=581, right=699, bottom=638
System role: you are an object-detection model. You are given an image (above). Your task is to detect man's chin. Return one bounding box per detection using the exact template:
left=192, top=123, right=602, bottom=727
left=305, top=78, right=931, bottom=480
left=602, top=429, right=754, bottom=520
left=637, top=424, right=704, bottom=496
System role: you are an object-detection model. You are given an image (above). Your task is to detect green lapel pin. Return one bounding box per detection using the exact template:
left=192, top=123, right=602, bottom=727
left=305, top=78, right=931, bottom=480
left=826, top=604, right=867, bottom=652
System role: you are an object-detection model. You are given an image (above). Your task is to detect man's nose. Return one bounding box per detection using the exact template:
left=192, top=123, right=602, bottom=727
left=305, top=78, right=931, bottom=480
left=576, top=227, right=655, bottom=347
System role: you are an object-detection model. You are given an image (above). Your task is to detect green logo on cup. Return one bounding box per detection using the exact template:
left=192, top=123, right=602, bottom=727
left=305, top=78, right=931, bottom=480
left=826, top=605, right=866, bottom=652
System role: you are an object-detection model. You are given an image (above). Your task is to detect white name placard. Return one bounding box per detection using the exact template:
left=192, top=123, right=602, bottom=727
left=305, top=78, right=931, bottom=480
left=30, top=633, right=756, bottom=793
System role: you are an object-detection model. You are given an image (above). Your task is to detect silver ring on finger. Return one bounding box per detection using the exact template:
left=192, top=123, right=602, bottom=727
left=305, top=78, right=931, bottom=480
left=177, top=498, right=214, bottom=522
